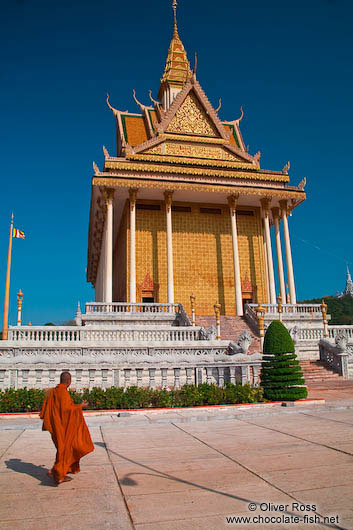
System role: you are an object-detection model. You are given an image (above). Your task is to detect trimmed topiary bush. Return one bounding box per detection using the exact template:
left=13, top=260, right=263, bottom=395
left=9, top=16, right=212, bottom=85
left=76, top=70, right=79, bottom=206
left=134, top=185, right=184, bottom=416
left=261, top=320, right=308, bottom=401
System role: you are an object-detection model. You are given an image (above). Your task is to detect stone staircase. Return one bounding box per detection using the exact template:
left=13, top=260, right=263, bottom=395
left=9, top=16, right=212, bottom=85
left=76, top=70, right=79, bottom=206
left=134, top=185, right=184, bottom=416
left=300, top=360, right=343, bottom=387
left=195, top=315, right=261, bottom=355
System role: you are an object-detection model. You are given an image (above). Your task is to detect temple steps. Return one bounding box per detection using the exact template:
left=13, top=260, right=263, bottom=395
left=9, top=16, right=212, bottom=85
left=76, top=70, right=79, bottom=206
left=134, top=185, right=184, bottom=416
left=300, top=360, right=343, bottom=384
left=195, top=315, right=261, bottom=354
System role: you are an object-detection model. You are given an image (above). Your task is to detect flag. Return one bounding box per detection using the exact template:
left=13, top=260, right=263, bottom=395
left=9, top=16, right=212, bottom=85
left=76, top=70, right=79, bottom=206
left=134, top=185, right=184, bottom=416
left=13, top=228, right=25, bottom=239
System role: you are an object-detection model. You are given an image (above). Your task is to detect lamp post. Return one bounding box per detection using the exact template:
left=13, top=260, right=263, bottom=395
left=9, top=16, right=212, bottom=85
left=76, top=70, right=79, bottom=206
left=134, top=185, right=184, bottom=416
left=277, top=294, right=283, bottom=322
left=17, top=289, right=23, bottom=326
left=214, top=303, right=221, bottom=339
left=321, top=299, right=329, bottom=338
left=190, top=293, right=196, bottom=326
left=255, top=304, right=266, bottom=350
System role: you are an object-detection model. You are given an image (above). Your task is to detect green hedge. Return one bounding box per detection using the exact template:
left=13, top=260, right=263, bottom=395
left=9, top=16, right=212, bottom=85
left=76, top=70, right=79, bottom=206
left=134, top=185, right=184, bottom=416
left=261, top=321, right=308, bottom=401
left=0, top=383, right=265, bottom=413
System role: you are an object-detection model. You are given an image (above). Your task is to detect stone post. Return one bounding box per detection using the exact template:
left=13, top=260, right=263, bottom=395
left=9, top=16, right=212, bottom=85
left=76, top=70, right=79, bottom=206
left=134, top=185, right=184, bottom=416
left=129, top=189, right=138, bottom=304
left=260, top=198, right=276, bottom=304
left=277, top=295, right=283, bottom=322
left=190, top=293, right=196, bottom=326
left=321, top=299, right=329, bottom=338
left=214, top=303, right=221, bottom=339
left=17, top=289, right=23, bottom=326
left=279, top=200, right=297, bottom=304
left=164, top=191, right=174, bottom=304
left=228, top=194, right=243, bottom=316
left=272, top=207, right=286, bottom=304
left=255, top=304, right=266, bottom=350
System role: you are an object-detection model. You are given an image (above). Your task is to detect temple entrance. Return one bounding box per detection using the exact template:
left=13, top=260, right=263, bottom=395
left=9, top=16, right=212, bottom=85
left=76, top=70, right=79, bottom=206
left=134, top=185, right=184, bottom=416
left=142, top=297, right=154, bottom=303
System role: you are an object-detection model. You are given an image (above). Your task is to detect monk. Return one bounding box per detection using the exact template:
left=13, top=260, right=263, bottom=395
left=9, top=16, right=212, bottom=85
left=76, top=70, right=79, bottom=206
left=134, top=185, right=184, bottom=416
left=40, top=371, right=94, bottom=484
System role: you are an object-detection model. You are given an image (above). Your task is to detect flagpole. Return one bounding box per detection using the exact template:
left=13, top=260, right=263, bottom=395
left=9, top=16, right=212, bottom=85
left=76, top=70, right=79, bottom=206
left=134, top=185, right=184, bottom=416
left=2, top=213, right=14, bottom=340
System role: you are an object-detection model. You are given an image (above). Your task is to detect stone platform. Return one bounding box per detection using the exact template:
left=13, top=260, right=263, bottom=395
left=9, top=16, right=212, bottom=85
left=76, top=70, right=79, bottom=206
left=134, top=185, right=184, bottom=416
left=1, top=393, right=353, bottom=529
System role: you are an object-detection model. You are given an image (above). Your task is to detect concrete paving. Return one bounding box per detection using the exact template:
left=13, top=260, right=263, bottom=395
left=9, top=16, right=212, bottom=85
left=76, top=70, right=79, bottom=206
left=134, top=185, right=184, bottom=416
left=1, top=396, right=353, bottom=529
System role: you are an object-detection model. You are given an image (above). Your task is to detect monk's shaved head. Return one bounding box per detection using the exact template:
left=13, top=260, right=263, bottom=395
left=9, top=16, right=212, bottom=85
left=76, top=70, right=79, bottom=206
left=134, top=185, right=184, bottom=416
left=60, top=371, right=71, bottom=385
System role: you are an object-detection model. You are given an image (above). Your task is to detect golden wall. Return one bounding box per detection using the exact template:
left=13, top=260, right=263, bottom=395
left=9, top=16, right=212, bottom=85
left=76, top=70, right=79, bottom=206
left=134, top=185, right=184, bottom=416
left=116, top=200, right=268, bottom=314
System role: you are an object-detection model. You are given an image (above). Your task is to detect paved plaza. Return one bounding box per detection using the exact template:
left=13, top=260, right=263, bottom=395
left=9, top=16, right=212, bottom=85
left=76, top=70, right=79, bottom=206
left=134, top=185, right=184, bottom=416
left=1, top=392, right=353, bottom=530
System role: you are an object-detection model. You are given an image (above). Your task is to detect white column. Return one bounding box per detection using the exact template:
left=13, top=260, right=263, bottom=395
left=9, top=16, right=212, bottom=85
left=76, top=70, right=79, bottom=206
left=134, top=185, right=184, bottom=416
left=260, top=198, right=276, bottom=304
left=280, top=200, right=296, bottom=304
left=129, top=189, right=137, bottom=303
left=272, top=207, right=286, bottom=304
left=164, top=191, right=174, bottom=304
left=103, top=188, right=114, bottom=303
left=228, top=195, right=243, bottom=316
left=262, top=225, right=270, bottom=302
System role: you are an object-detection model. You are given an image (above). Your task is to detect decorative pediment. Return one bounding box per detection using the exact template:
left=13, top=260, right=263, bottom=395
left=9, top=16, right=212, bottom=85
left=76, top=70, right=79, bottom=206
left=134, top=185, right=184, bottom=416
left=166, top=92, right=219, bottom=137
left=141, top=141, right=245, bottom=163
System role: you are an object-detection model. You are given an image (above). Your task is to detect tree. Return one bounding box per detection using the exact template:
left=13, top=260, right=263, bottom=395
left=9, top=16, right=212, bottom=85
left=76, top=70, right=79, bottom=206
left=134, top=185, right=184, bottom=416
left=261, top=321, right=308, bottom=401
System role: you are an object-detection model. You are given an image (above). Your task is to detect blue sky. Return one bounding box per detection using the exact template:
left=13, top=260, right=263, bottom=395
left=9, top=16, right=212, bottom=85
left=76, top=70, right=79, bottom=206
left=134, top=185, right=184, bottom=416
left=1, top=0, right=353, bottom=325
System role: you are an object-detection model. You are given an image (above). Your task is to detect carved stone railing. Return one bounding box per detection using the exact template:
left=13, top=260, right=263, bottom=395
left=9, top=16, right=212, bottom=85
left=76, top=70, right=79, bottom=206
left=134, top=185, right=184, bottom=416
left=295, top=328, right=324, bottom=341
left=244, top=304, right=259, bottom=333
left=8, top=327, right=81, bottom=342
left=85, top=302, right=179, bottom=314
left=319, top=339, right=350, bottom=378
left=328, top=325, right=353, bottom=341
left=7, top=326, right=202, bottom=343
left=247, top=303, right=324, bottom=319
left=0, top=344, right=263, bottom=390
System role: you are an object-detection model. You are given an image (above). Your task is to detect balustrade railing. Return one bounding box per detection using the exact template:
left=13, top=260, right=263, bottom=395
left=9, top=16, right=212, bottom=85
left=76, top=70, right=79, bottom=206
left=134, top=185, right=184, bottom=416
left=247, top=303, right=322, bottom=316
left=328, top=326, right=353, bottom=340
left=319, top=339, right=349, bottom=378
left=85, top=302, right=179, bottom=314
left=7, top=326, right=201, bottom=343
left=0, top=362, right=262, bottom=390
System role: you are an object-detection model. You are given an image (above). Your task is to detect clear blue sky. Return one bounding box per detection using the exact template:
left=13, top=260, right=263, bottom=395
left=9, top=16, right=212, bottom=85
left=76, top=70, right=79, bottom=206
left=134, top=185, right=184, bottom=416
left=1, top=0, right=353, bottom=325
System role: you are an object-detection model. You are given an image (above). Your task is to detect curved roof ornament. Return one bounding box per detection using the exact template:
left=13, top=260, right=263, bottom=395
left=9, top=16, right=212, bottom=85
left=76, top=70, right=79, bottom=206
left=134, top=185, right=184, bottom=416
left=106, top=93, right=125, bottom=117
left=282, top=161, right=290, bottom=174
left=149, top=90, right=160, bottom=107
left=133, top=89, right=148, bottom=112
left=235, top=106, right=244, bottom=124
left=215, top=98, right=222, bottom=113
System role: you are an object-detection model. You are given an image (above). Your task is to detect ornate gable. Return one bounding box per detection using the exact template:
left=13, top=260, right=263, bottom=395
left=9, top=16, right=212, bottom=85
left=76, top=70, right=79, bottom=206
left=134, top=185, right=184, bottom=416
left=166, top=92, right=218, bottom=137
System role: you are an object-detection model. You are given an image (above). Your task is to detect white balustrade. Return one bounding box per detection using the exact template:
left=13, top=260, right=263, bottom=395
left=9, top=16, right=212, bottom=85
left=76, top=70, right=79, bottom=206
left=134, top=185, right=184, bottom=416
left=247, top=303, right=323, bottom=316
left=7, top=325, right=201, bottom=343
left=328, top=326, right=353, bottom=340
left=85, top=302, right=179, bottom=314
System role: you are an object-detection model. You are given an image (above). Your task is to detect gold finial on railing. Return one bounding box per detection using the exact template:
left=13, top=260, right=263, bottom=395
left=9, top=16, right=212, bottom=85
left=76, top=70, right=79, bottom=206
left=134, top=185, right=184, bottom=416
left=254, top=304, right=266, bottom=350
left=17, top=289, right=23, bottom=327
left=321, top=299, right=329, bottom=338
left=190, top=293, right=196, bottom=326
left=214, top=303, right=221, bottom=339
left=277, top=294, right=283, bottom=322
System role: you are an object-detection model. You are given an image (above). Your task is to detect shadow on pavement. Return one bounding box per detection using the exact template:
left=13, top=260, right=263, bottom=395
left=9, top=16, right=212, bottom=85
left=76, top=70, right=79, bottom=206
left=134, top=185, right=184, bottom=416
left=94, top=442, right=339, bottom=530
left=5, top=458, right=57, bottom=487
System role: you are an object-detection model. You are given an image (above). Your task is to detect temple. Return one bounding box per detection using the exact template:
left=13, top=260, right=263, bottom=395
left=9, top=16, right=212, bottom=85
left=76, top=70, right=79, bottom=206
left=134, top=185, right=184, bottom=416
left=87, top=2, right=305, bottom=316
left=86, top=1, right=306, bottom=317
left=1, top=2, right=353, bottom=392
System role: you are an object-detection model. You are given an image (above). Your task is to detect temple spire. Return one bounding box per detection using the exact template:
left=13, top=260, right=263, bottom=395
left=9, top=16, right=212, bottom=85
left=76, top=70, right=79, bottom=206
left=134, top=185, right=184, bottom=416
left=173, top=0, right=178, bottom=37
left=158, top=0, right=192, bottom=109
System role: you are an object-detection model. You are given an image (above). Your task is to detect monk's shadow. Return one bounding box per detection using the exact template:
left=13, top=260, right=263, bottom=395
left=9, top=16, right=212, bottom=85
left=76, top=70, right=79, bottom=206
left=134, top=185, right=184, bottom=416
left=5, top=458, right=57, bottom=487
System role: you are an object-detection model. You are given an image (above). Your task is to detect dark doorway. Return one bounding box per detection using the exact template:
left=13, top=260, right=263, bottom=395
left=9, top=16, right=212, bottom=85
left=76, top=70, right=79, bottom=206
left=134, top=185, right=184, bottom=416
left=142, top=297, right=154, bottom=303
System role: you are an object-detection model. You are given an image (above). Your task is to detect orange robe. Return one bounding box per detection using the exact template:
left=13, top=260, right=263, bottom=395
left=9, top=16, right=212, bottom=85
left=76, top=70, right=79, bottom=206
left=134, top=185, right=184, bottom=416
left=40, top=383, right=94, bottom=483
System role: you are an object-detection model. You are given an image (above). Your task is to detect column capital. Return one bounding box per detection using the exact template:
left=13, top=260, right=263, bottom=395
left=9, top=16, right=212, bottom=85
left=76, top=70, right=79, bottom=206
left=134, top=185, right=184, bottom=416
left=129, top=188, right=138, bottom=210
left=227, top=193, right=239, bottom=215
left=279, top=199, right=288, bottom=214
left=271, top=206, right=280, bottom=220
left=260, top=197, right=272, bottom=216
left=164, top=190, right=174, bottom=212
left=100, top=187, right=115, bottom=206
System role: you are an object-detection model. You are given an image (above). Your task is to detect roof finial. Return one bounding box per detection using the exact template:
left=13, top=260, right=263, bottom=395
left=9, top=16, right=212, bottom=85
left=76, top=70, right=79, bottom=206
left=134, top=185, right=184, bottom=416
left=172, top=0, right=178, bottom=37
